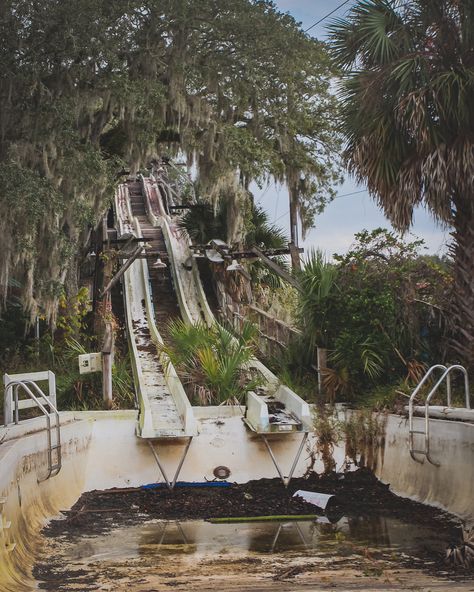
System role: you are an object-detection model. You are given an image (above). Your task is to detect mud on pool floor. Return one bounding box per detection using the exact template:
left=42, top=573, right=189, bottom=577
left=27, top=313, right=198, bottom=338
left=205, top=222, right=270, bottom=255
left=34, top=469, right=474, bottom=591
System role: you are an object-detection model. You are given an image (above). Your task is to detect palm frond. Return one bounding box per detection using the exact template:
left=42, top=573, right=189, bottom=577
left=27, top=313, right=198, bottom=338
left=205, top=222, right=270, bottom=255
left=329, top=0, right=474, bottom=233
left=296, top=249, right=339, bottom=349
left=162, top=319, right=263, bottom=404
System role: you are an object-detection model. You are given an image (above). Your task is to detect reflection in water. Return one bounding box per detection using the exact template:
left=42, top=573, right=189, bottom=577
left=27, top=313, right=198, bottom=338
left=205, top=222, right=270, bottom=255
left=346, top=515, right=391, bottom=547
left=64, top=515, right=450, bottom=566
left=139, top=521, right=189, bottom=546
left=246, top=521, right=309, bottom=553
left=138, top=521, right=197, bottom=555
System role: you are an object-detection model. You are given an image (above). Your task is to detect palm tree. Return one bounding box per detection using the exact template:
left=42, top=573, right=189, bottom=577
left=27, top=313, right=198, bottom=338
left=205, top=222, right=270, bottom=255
left=329, top=0, right=474, bottom=368
left=297, top=249, right=339, bottom=349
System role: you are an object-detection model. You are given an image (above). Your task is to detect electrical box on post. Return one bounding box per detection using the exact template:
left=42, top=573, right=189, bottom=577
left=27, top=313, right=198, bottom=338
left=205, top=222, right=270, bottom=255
left=78, top=353, right=102, bottom=374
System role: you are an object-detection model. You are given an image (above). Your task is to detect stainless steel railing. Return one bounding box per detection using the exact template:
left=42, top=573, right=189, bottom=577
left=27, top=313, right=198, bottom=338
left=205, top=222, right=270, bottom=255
left=4, top=380, right=61, bottom=481
left=408, top=364, right=470, bottom=465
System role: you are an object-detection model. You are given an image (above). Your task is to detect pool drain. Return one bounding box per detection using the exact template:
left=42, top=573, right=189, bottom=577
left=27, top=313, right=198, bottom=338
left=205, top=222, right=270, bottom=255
left=213, top=465, right=231, bottom=479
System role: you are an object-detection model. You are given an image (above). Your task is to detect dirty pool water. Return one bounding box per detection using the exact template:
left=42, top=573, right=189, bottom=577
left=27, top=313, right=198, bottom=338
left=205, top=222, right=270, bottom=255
left=35, top=515, right=474, bottom=591
left=55, top=516, right=447, bottom=560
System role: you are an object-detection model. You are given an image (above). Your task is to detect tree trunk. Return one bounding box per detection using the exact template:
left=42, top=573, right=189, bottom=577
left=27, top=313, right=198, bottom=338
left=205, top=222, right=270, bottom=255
left=450, top=200, right=474, bottom=370
left=289, top=187, right=301, bottom=271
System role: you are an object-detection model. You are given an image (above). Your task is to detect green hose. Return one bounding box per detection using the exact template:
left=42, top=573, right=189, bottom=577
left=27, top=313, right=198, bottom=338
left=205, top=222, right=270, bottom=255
left=207, top=514, right=320, bottom=523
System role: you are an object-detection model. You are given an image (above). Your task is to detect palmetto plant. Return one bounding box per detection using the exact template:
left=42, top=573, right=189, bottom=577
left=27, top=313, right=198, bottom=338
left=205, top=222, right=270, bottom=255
left=160, top=319, right=263, bottom=405
left=297, top=249, right=339, bottom=348
left=324, top=332, right=385, bottom=399
left=177, top=199, right=227, bottom=245
left=329, top=0, right=474, bottom=368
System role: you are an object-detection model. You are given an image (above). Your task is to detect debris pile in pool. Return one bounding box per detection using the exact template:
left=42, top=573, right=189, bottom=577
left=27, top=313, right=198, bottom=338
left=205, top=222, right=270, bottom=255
left=45, top=468, right=459, bottom=541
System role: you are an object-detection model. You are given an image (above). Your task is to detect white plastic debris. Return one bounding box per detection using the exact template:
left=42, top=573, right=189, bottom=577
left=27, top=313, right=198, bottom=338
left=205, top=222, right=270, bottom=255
left=293, top=490, right=335, bottom=510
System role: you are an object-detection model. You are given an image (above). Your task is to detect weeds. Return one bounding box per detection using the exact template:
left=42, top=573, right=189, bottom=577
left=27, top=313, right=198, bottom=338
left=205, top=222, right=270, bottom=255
left=343, top=409, right=386, bottom=470
left=311, top=406, right=342, bottom=474
left=0, top=290, right=135, bottom=417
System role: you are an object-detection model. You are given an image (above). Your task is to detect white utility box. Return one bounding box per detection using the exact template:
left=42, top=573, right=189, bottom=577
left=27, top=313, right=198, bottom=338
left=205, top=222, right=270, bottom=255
left=78, top=353, right=102, bottom=374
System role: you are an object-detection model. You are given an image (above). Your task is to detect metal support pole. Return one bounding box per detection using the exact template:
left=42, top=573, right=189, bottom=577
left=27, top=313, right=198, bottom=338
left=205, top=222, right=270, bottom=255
left=148, top=441, right=171, bottom=489
left=148, top=437, right=193, bottom=490
left=261, top=435, right=285, bottom=484
left=171, top=437, right=193, bottom=489
left=14, top=386, right=19, bottom=425
left=3, top=384, right=12, bottom=426
left=270, top=521, right=307, bottom=552
left=270, top=524, right=283, bottom=553
left=176, top=521, right=188, bottom=544
left=294, top=521, right=309, bottom=548
left=159, top=521, right=168, bottom=544
left=287, top=432, right=309, bottom=485
left=261, top=432, right=308, bottom=488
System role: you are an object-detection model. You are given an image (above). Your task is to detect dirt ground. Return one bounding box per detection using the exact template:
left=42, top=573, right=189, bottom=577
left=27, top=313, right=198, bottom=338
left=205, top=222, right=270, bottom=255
left=33, top=551, right=474, bottom=592
left=34, top=469, right=474, bottom=591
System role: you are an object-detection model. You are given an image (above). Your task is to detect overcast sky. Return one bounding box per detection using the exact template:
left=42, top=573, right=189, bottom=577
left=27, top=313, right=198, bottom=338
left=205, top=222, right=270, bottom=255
left=254, top=0, right=448, bottom=258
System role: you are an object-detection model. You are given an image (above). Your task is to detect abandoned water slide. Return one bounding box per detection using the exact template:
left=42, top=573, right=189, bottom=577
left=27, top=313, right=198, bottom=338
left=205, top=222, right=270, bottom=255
left=115, top=173, right=313, bottom=474
left=1, top=178, right=474, bottom=589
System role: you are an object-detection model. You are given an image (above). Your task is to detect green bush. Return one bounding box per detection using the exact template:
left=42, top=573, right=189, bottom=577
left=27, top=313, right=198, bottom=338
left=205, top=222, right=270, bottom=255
left=160, top=319, right=263, bottom=405
left=293, top=229, right=451, bottom=401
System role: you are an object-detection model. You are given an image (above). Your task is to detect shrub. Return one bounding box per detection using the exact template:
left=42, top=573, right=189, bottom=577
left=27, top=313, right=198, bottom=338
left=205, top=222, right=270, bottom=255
left=159, top=319, right=264, bottom=405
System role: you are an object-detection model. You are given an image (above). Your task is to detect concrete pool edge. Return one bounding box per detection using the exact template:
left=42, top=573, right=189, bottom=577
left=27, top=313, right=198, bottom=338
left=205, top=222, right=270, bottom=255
left=0, top=408, right=472, bottom=590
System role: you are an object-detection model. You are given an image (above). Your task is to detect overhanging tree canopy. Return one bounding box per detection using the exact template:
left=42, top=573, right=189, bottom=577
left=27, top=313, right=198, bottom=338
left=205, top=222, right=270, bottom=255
left=329, top=0, right=474, bottom=368
left=0, top=0, right=340, bottom=321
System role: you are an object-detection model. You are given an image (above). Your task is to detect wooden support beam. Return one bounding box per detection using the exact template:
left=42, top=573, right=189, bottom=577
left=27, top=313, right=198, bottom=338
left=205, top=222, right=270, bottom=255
left=169, top=204, right=203, bottom=211
left=289, top=241, right=302, bottom=271
left=189, top=245, right=304, bottom=260
left=136, top=251, right=169, bottom=259
left=99, top=245, right=143, bottom=299
left=251, top=247, right=302, bottom=291
left=102, top=322, right=114, bottom=409
left=248, top=304, right=302, bottom=335
left=104, top=237, right=148, bottom=245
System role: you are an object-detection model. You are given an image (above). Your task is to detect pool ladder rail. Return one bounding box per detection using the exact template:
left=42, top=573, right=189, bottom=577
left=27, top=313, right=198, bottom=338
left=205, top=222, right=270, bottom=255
left=3, top=375, right=62, bottom=482
left=408, top=364, right=470, bottom=466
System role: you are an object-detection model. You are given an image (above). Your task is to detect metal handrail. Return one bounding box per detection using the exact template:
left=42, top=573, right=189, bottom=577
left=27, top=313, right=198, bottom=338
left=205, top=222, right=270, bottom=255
left=408, top=364, right=447, bottom=461
left=11, top=380, right=50, bottom=422
left=6, top=380, right=61, bottom=482
left=408, top=364, right=470, bottom=466
left=425, top=365, right=470, bottom=409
